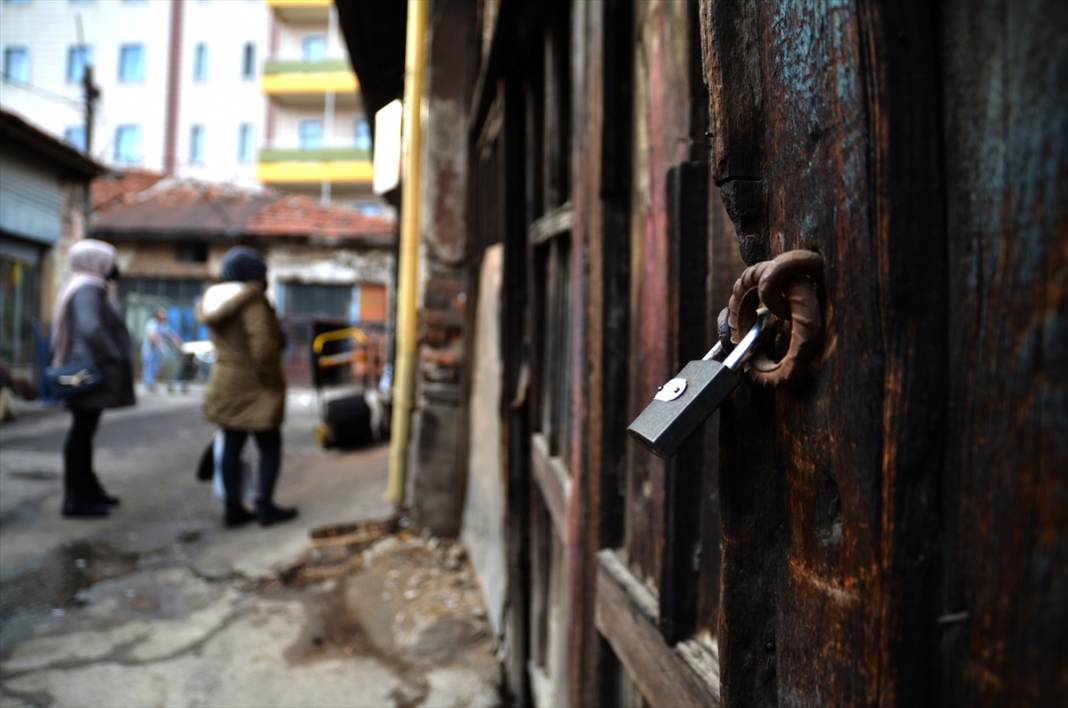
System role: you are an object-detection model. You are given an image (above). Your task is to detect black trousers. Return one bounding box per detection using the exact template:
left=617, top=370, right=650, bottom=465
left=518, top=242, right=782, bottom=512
left=64, top=407, right=103, bottom=500
left=221, top=428, right=281, bottom=510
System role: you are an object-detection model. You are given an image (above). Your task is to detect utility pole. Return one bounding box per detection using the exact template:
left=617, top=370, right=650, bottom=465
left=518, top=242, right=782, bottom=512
left=320, top=5, right=339, bottom=205
left=80, top=64, right=100, bottom=224
left=82, top=64, right=100, bottom=158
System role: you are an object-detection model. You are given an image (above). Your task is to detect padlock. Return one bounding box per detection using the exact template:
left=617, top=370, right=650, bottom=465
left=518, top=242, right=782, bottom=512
left=627, top=312, right=769, bottom=458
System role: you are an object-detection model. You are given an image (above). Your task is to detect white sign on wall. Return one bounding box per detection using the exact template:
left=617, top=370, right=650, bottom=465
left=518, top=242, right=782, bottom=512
left=373, top=99, right=403, bottom=195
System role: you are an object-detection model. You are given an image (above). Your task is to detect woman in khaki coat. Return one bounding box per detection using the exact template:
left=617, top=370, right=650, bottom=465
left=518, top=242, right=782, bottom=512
left=198, top=247, right=297, bottom=527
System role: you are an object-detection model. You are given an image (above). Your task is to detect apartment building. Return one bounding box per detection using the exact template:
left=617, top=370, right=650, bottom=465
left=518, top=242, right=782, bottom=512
left=258, top=0, right=378, bottom=211
left=0, top=0, right=270, bottom=188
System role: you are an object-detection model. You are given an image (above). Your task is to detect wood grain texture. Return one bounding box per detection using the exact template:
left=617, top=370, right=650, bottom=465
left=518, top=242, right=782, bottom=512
left=596, top=550, right=721, bottom=708
left=528, top=203, right=574, bottom=245
left=660, top=161, right=711, bottom=644
left=502, top=73, right=534, bottom=707
left=531, top=433, right=571, bottom=541
left=939, top=0, right=1068, bottom=704
left=703, top=1, right=947, bottom=705
left=695, top=189, right=747, bottom=641
left=625, top=0, right=697, bottom=600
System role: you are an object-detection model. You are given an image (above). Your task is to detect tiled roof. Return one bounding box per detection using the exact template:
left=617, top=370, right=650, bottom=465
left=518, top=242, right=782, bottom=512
left=1, top=108, right=105, bottom=180
left=90, top=170, right=166, bottom=212
left=91, top=172, right=395, bottom=243
left=246, top=194, right=394, bottom=238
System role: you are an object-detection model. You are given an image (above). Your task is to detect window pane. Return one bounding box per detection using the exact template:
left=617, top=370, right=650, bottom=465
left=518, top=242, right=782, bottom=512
left=298, top=119, right=323, bottom=150
left=190, top=125, right=204, bottom=164
left=284, top=283, right=350, bottom=319
left=354, top=118, right=371, bottom=151
left=238, top=123, right=253, bottom=163
left=193, top=43, right=207, bottom=81
left=242, top=42, right=255, bottom=79
left=3, top=47, right=29, bottom=83
left=114, top=125, right=142, bottom=165
left=302, top=35, right=326, bottom=62
left=66, top=45, right=91, bottom=83
left=118, top=43, right=144, bottom=82
left=64, top=126, right=86, bottom=151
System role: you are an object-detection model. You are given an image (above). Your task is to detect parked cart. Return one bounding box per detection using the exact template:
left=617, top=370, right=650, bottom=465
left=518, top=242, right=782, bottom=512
left=311, top=325, right=389, bottom=449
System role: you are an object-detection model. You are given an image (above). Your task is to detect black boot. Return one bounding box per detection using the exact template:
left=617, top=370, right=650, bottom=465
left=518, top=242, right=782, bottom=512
left=256, top=501, right=298, bottom=527
left=87, top=475, right=121, bottom=507
left=63, top=497, right=110, bottom=518
left=224, top=505, right=255, bottom=528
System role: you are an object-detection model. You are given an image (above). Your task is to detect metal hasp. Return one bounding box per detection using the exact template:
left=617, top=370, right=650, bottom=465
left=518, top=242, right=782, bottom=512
left=728, top=249, right=824, bottom=386
left=627, top=313, right=769, bottom=458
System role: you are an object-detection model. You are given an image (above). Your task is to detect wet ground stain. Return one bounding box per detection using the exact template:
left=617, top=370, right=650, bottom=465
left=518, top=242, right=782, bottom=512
left=1, top=519, right=501, bottom=707
left=0, top=540, right=140, bottom=623
left=6, top=471, right=58, bottom=483
left=269, top=523, right=499, bottom=707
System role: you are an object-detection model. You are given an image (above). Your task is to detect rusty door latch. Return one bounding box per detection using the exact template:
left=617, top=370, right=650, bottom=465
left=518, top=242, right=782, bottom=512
left=727, top=249, right=824, bottom=387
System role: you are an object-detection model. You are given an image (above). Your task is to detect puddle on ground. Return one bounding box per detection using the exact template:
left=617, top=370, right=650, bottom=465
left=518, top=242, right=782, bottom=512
left=0, top=540, right=140, bottom=622
left=6, top=470, right=59, bottom=482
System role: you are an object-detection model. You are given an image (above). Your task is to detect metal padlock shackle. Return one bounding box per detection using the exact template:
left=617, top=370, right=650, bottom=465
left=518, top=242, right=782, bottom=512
left=702, top=308, right=772, bottom=366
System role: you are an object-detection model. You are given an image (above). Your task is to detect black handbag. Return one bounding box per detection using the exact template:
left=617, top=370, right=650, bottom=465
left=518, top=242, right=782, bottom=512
left=45, top=360, right=103, bottom=400
left=196, top=439, right=214, bottom=482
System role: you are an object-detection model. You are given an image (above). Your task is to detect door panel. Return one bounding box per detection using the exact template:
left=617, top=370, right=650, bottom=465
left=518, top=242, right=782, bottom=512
left=702, top=2, right=947, bottom=705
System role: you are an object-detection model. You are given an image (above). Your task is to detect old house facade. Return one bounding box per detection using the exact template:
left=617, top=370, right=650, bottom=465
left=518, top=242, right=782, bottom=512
left=0, top=109, right=103, bottom=389
left=89, top=172, right=394, bottom=384
left=341, top=1, right=1066, bottom=706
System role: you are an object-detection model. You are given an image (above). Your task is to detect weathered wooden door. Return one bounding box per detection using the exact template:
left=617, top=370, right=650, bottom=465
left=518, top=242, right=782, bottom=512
left=472, top=0, right=1064, bottom=705
left=591, top=0, right=1065, bottom=705
left=520, top=4, right=577, bottom=705
left=696, top=1, right=1067, bottom=706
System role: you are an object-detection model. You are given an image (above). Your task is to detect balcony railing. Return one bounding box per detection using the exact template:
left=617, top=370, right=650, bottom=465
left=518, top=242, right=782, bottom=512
left=263, top=59, right=351, bottom=75
left=257, top=147, right=373, bottom=185
left=261, top=58, right=359, bottom=99
left=260, top=147, right=370, bottom=162
left=266, top=0, right=331, bottom=22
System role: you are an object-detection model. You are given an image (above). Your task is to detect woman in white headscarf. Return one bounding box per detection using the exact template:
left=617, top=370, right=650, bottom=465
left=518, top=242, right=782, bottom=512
left=51, top=239, right=135, bottom=517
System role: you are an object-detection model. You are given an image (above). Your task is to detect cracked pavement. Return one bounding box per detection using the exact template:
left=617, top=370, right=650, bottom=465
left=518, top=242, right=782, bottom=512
left=0, top=389, right=499, bottom=708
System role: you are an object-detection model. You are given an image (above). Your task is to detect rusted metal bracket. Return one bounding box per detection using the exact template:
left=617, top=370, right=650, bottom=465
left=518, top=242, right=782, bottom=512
left=727, top=250, right=824, bottom=386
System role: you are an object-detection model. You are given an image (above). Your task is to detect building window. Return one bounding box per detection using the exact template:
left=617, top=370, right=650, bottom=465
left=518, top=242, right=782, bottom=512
left=302, top=35, right=327, bottom=62
left=298, top=119, right=323, bottom=150
left=241, top=42, right=255, bottom=79
left=66, top=44, right=92, bottom=83
left=176, top=242, right=208, bottom=263
left=193, top=42, right=207, bottom=82
left=189, top=124, right=204, bottom=165
left=118, top=43, right=145, bottom=82
left=238, top=123, right=253, bottom=164
left=64, top=126, right=86, bottom=151
left=114, top=124, right=142, bottom=165
left=356, top=201, right=385, bottom=217
left=2, top=46, right=29, bottom=83
left=354, top=118, right=371, bottom=151
left=283, top=283, right=351, bottom=320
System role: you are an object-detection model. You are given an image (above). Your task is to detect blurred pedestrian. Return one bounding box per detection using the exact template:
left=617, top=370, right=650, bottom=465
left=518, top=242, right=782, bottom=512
left=142, top=308, right=182, bottom=392
left=50, top=239, right=135, bottom=518
left=197, top=247, right=298, bottom=528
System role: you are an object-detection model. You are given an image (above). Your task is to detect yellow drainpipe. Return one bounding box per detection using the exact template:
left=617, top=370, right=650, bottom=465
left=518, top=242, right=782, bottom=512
left=386, top=0, right=429, bottom=506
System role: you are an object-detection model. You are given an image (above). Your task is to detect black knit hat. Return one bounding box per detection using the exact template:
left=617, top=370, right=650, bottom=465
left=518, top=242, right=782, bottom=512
left=220, top=246, right=267, bottom=283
